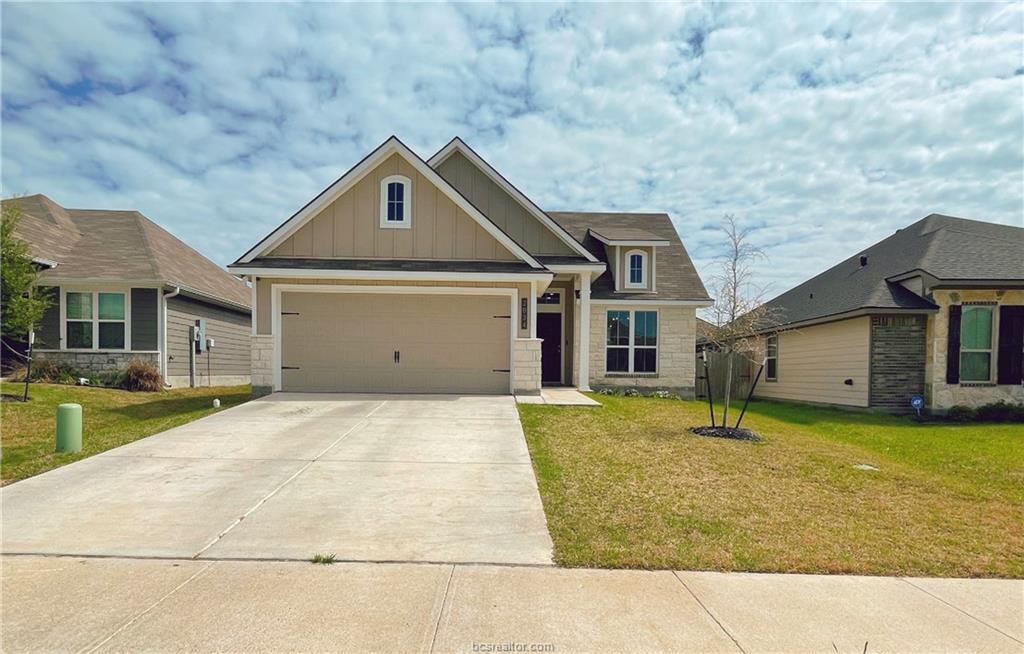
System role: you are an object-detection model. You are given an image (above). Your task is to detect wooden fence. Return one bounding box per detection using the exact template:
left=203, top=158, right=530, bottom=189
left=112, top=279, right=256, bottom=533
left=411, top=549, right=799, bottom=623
left=695, top=349, right=755, bottom=401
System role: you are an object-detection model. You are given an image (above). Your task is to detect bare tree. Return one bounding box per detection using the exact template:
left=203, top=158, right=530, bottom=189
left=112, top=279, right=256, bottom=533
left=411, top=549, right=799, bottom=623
left=702, top=214, right=782, bottom=426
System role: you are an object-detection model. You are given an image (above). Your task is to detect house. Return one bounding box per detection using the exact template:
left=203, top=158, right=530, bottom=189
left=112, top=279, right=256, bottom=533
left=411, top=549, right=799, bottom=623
left=750, top=214, right=1024, bottom=411
left=5, top=194, right=251, bottom=387
left=228, top=136, right=710, bottom=397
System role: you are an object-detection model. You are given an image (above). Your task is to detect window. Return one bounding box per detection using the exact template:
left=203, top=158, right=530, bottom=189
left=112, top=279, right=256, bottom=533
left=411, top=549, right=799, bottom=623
left=379, top=175, right=412, bottom=228
left=65, top=291, right=126, bottom=350
left=605, top=310, right=658, bottom=373
left=624, top=250, right=647, bottom=289
left=765, top=335, right=778, bottom=381
left=538, top=292, right=561, bottom=305
left=960, top=305, right=994, bottom=382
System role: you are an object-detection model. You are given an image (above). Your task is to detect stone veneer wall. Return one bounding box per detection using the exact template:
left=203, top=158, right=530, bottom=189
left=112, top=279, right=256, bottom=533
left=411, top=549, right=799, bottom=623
left=512, top=338, right=542, bottom=394
left=251, top=334, right=274, bottom=397
left=34, top=351, right=159, bottom=377
left=928, top=289, right=1024, bottom=410
left=869, top=315, right=927, bottom=410
left=587, top=304, right=697, bottom=398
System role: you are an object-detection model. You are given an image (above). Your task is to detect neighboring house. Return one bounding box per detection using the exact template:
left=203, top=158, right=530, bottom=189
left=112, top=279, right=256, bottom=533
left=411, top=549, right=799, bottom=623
left=750, top=214, right=1024, bottom=412
left=228, top=136, right=710, bottom=397
left=6, top=194, right=252, bottom=387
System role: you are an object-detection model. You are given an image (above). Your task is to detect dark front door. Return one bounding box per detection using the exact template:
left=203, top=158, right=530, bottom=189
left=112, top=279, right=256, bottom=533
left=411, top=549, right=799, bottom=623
left=537, top=313, right=562, bottom=384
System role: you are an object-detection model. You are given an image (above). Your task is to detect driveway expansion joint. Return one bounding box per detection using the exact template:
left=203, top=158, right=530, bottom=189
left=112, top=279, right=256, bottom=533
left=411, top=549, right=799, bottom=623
left=899, top=577, right=1024, bottom=644
left=672, top=571, right=746, bottom=654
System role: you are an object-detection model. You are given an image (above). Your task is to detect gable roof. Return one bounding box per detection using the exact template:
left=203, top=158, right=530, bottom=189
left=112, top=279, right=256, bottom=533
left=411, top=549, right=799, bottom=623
left=761, top=214, right=1023, bottom=329
left=590, top=226, right=670, bottom=246
left=549, top=211, right=711, bottom=302
left=427, top=138, right=599, bottom=263
left=234, top=135, right=542, bottom=269
left=5, top=194, right=250, bottom=309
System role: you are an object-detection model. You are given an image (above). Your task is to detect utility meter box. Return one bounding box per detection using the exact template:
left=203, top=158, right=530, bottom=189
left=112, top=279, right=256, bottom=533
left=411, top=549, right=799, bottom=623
left=194, top=319, right=207, bottom=353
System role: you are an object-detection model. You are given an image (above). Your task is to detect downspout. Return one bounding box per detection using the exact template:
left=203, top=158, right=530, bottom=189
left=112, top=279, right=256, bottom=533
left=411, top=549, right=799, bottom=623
left=162, top=286, right=180, bottom=386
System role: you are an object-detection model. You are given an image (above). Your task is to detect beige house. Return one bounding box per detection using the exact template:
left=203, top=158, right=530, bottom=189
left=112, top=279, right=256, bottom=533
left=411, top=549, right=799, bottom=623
left=749, top=215, right=1023, bottom=412
left=229, top=136, right=711, bottom=397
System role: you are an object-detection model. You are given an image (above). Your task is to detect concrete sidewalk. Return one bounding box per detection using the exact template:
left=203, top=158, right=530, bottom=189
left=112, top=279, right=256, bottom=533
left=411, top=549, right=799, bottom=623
left=2, top=556, right=1021, bottom=653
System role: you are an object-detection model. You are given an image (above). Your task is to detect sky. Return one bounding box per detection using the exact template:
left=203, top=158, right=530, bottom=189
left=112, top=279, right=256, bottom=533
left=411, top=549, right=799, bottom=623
left=2, top=2, right=1022, bottom=302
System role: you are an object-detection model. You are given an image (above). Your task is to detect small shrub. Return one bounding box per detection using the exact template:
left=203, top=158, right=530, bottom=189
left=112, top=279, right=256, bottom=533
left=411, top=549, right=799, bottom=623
left=623, top=388, right=641, bottom=397
left=945, top=405, right=977, bottom=422
left=651, top=390, right=680, bottom=400
left=115, top=358, right=164, bottom=392
left=7, top=359, right=81, bottom=384
left=975, top=401, right=1024, bottom=423
left=596, top=387, right=616, bottom=396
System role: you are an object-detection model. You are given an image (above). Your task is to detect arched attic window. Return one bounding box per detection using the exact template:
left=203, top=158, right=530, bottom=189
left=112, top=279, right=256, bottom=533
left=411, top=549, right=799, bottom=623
left=625, top=249, right=648, bottom=289
left=379, top=175, right=412, bottom=229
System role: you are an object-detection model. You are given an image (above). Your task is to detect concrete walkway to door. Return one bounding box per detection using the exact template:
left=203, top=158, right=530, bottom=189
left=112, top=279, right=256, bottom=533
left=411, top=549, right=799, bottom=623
left=1, top=394, right=554, bottom=565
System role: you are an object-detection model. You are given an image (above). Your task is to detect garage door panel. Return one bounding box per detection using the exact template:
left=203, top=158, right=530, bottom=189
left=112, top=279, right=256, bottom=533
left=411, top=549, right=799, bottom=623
left=281, top=292, right=510, bottom=393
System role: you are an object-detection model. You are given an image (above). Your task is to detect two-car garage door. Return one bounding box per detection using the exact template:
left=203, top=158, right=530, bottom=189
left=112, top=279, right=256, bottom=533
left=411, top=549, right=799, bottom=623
left=280, top=292, right=511, bottom=394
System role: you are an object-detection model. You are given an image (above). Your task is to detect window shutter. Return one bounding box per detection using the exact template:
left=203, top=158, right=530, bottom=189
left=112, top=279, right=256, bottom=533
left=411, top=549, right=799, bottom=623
left=946, top=304, right=961, bottom=384
left=997, top=306, right=1024, bottom=385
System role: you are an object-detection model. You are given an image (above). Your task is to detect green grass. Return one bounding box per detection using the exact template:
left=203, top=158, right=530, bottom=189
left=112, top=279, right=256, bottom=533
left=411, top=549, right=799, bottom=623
left=310, top=553, right=338, bottom=565
left=519, top=395, right=1024, bottom=578
left=1, top=382, right=251, bottom=485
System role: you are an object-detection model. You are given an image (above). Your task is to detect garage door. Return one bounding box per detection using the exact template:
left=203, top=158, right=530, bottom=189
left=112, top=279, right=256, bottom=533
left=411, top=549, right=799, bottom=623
left=280, top=292, right=511, bottom=393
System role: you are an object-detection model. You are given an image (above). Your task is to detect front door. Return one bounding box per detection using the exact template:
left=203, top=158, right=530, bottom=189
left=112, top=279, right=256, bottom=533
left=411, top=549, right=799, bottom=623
left=538, top=312, right=562, bottom=384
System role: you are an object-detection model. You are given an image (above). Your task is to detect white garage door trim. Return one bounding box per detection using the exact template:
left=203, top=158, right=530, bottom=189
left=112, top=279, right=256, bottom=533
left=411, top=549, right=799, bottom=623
left=271, top=284, right=517, bottom=393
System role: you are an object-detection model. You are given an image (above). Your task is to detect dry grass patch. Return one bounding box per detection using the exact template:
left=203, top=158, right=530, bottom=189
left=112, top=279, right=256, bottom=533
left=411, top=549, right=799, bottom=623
left=519, top=395, right=1023, bottom=577
left=1, top=382, right=251, bottom=485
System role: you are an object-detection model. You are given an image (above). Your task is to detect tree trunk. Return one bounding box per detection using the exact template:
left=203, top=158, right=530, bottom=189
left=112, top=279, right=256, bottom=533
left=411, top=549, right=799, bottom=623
left=722, top=350, right=733, bottom=426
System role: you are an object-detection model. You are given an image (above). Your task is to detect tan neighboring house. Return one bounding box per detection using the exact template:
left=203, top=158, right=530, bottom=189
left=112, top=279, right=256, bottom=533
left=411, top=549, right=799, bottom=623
left=228, top=136, right=711, bottom=397
left=750, top=214, right=1024, bottom=412
left=6, top=194, right=252, bottom=387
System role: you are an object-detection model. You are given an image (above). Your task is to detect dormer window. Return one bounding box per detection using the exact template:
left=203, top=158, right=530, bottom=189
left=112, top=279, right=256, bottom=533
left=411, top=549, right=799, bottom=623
left=380, top=175, right=412, bottom=229
left=625, top=250, right=647, bottom=289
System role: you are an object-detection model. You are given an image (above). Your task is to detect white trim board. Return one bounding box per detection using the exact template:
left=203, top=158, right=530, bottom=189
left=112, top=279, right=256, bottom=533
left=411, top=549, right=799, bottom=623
left=427, top=137, right=600, bottom=263
left=591, top=298, right=714, bottom=306
left=232, top=267, right=553, bottom=282
left=237, top=136, right=542, bottom=269
left=270, top=283, right=519, bottom=393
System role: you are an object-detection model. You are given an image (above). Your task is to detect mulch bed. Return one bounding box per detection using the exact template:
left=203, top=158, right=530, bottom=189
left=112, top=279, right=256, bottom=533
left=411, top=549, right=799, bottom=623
left=689, top=425, right=763, bottom=442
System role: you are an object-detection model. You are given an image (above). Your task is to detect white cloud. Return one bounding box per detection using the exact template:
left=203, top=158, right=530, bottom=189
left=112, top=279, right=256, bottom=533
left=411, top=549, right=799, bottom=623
left=2, top=2, right=1021, bottom=297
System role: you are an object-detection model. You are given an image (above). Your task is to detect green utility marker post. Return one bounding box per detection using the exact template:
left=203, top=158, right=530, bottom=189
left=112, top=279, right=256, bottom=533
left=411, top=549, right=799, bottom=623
left=56, top=403, right=83, bottom=453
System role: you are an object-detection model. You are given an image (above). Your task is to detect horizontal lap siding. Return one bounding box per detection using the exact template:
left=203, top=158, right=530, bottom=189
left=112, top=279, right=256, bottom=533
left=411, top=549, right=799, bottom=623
left=166, top=296, right=250, bottom=380
left=754, top=316, right=871, bottom=408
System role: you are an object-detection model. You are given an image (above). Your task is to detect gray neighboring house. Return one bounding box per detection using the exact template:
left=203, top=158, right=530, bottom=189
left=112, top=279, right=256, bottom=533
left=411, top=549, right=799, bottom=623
left=229, top=136, right=711, bottom=397
left=751, top=214, right=1024, bottom=412
left=7, top=194, right=251, bottom=387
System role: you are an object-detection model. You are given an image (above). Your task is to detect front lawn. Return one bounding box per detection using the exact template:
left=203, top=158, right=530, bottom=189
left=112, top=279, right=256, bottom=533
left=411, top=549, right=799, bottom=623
left=518, top=395, right=1024, bottom=578
left=1, top=382, right=251, bottom=485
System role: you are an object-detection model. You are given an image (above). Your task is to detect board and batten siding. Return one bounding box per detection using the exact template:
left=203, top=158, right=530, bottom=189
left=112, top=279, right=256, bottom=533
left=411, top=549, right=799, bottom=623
left=268, top=153, right=517, bottom=262
left=435, top=151, right=575, bottom=256
left=166, top=295, right=250, bottom=385
left=754, top=316, right=871, bottom=408
left=253, top=277, right=533, bottom=338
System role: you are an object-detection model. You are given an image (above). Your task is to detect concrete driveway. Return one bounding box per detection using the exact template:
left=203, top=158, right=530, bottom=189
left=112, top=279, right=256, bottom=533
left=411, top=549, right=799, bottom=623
left=0, top=394, right=554, bottom=565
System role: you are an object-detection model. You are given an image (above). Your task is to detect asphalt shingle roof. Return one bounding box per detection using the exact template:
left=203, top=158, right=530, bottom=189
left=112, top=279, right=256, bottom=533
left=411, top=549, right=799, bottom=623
left=548, top=211, right=711, bottom=301
left=763, top=214, right=1023, bottom=328
left=6, top=194, right=250, bottom=308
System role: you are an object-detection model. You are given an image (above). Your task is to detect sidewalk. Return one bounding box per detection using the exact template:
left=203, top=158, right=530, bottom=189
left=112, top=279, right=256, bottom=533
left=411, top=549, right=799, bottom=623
left=2, top=555, right=1021, bottom=653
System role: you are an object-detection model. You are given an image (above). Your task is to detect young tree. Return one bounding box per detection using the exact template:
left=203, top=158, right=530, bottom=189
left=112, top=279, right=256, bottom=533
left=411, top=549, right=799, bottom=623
left=1, top=199, right=51, bottom=341
left=703, top=214, right=780, bottom=427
